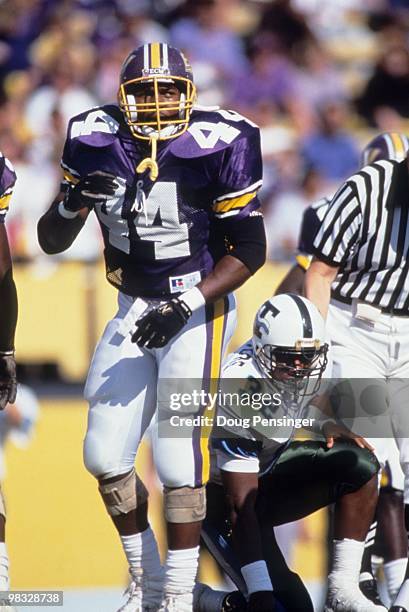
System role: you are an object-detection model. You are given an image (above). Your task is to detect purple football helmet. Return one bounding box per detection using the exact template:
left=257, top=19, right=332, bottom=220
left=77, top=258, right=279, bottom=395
left=361, top=132, right=409, bottom=166
left=118, top=42, right=196, bottom=140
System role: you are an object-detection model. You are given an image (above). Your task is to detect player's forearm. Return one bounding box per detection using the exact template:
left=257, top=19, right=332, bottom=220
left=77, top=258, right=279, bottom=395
left=304, top=259, right=338, bottom=319
left=304, top=271, right=331, bottom=318
left=0, top=225, right=17, bottom=351
left=0, top=267, right=17, bottom=352
left=197, top=214, right=266, bottom=303
left=37, top=197, right=87, bottom=254
left=275, top=264, right=306, bottom=296
left=197, top=255, right=252, bottom=303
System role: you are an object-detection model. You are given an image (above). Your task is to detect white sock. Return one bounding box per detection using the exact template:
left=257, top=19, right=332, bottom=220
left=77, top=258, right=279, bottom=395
left=393, top=578, right=409, bottom=607
left=384, top=558, right=407, bottom=602
left=241, top=560, right=273, bottom=595
left=329, top=539, right=365, bottom=587
left=0, top=542, right=9, bottom=589
left=164, top=546, right=199, bottom=596
left=120, top=526, right=163, bottom=583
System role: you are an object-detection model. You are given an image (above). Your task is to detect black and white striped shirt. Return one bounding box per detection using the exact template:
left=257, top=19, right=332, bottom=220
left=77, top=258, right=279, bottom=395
left=313, top=159, right=409, bottom=313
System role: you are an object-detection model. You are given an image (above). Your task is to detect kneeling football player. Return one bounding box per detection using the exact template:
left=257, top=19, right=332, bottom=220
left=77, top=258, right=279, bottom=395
left=195, top=294, right=386, bottom=612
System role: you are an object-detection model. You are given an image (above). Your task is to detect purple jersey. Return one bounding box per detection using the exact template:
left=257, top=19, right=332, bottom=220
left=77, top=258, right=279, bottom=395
left=61, top=105, right=262, bottom=297
left=0, top=153, right=17, bottom=223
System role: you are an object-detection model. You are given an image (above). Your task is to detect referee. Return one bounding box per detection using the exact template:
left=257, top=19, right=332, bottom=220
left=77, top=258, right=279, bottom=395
left=305, top=138, right=409, bottom=612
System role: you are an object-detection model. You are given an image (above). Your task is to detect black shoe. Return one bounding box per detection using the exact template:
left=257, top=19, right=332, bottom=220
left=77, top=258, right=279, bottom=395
left=360, top=578, right=384, bottom=606
left=222, top=591, right=247, bottom=612
left=389, top=607, right=409, bottom=611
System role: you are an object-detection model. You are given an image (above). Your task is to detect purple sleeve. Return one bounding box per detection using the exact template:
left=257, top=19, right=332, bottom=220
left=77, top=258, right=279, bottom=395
left=0, top=154, right=17, bottom=222
left=60, top=124, right=82, bottom=189
left=212, top=127, right=263, bottom=221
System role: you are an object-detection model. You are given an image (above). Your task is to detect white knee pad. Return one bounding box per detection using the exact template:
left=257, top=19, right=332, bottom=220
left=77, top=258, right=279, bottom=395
left=164, top=485, right=206, bottom=523
left=98, top=469, right=148, bottom=516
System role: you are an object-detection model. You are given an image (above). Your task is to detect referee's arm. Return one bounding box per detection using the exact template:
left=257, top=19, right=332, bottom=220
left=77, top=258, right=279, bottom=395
left=303, top=181, right=362, bottom=318
left=304, top=257, right=339, bottom=319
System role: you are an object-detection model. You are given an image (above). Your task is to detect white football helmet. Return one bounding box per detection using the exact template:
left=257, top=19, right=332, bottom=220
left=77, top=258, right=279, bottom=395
left=252, top=294, right=328, bottom=397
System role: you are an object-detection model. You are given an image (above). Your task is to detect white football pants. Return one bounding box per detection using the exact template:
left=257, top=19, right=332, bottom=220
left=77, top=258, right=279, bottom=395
left=327, top=299, right=408, bottom=499
left=83, top=291, right=237, bottom=488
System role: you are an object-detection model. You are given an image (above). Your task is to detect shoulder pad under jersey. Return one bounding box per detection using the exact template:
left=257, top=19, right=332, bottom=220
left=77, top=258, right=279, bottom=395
left=0, top=153, right=16, bottom=219
left=222, top=340, right=260, bottom=379
left=0, top=153, right=16, bottom=196
left=67, top=105, right=123, bottom=148
left=169, top=106, right=260, bottom=159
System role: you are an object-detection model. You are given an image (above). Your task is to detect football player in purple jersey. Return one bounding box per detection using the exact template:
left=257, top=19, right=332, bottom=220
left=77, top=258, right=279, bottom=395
left=0, top=152, right=17, bottom=412
left=0, top=151, right=18, bottom=595
left=37, top=43, right=266, bottom=611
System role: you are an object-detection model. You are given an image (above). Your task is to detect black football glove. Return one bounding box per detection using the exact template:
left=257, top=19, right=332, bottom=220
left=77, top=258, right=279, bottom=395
left=64, top=170, right=118, bottom=212
left=247, top=591, right=276, bottom=612
left=0, top=353, right=17, bottom=410
left=131, top=299, right=192, bottom=349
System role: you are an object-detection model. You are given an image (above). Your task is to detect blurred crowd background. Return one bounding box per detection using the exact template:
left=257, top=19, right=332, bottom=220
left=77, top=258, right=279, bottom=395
left=2, top=0, right=409, bottom=263
left=2, top=2, right=409, bottom=603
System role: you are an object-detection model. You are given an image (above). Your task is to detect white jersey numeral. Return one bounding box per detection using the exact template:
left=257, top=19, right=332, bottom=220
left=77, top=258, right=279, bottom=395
left=188, top=121, right=240, bottom=149
left=71, top=110, right=119, bottom=138
left=96, top=180, right=190, bottom=260
left=95, top=177, right=130, bottom=253
left=216, top=109, right=258, bottom=128
left=134, top=182, right=190, bottom=260
left=187, top=109, right=257, bottom=149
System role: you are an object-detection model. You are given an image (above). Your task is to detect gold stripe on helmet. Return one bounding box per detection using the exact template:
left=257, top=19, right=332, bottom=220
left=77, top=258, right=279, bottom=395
left=150, top=42, right=161, bottom=69
left=0, top=194, right=11, bottom=210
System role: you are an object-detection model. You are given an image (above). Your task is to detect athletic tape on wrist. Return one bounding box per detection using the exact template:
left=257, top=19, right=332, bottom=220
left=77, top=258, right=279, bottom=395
left=179, top=287, right=205, bottom=312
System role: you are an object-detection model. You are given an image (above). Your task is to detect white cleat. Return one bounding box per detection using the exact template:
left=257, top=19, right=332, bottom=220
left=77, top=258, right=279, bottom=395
left=0, top=578, right=17, bottom=612
left=0, top=598, right=17, bottom=612
left=0, top=595, right=17, bottom=612
left=117, top=569, right=164, bottom=612
left=324, top=584, right=388, bottom=611
left=158, top=591, right=193, bottom=612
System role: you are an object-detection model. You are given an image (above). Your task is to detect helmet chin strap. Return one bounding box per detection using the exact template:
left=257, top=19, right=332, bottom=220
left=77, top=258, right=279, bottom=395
left=136, top=135, right=159, bottom=181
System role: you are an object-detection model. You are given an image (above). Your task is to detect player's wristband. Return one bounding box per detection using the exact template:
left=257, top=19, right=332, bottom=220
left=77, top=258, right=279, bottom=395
left=58, top=201, right=80, bottom=219
left=179, top=287, right=206, bottom=313
left=0, top=350, right=14, bottom=356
